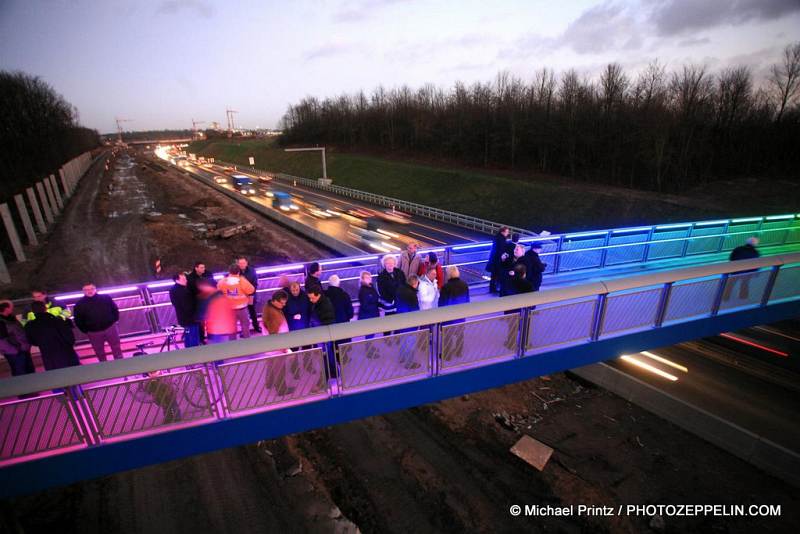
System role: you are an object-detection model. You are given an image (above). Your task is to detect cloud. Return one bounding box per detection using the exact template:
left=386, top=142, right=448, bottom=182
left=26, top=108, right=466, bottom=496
left=333, top=0, right=411, bottom=22
left=156, top=0, right=214, bottom=18
left=304, top=42, right=359, bottom=61
left=677, top=37, right=711, bottom=47
left=650, top=0, right=800, bottom=36
left=500, top=2, right=644, bottom=58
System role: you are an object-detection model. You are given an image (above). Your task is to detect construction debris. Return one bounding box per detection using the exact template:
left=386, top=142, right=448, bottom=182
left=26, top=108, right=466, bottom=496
left=198, top=222, right=255, bottom=239
left=510, top=435, right=554, bottom=471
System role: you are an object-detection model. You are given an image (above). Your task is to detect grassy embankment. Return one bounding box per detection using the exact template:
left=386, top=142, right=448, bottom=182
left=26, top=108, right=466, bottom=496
left=187, top=139, right=798, bottom=232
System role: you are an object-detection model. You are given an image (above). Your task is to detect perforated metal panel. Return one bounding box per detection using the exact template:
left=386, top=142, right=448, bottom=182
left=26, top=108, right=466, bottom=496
left=0, top=394, right=84, bottom=462
left=114, top=295, right=151, bottom=336
left=600, top=288, right=661, bottom=336
left=338, top=330, right=430, bottom=390
left=526, top=298, right=596, bottom=352
left=662, top=278, right=721, bottom=324
left=768, top=265, right=800, bottom=303
left=686, top=224, right=725, bottom=255
left=85, top=369, right=214, bottom=439
left=757, top=220, right=789, bottom=246
left=440, top=314, right=519, bottom=371
left=717, top=270, right=771, bottom=312
left=722, top=222, right=760, bottom=250
left=559, top=235, right=607, bottom=271
left=606, top=232, right=648, bottom=266
left=150, top=291, right=177, bottom=331
left=217, top=349, right=326, bottom=413
left=647, top=227, right=690, bottom=260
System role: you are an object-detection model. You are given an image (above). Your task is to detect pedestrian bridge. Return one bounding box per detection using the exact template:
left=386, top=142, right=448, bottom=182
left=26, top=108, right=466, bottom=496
left=1, top=214, right=799, bottom=496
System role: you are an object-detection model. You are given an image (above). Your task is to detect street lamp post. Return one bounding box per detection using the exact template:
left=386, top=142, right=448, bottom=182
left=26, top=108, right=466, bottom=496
left=284, top=147, right=329, bottom=183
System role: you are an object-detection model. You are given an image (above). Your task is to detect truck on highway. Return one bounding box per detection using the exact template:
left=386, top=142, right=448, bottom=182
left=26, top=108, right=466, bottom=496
left=231, top=174, right=256, bottom=195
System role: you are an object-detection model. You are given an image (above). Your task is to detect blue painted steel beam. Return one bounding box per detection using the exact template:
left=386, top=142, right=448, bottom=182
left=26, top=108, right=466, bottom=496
left=1, top=300, right=798, bottom=498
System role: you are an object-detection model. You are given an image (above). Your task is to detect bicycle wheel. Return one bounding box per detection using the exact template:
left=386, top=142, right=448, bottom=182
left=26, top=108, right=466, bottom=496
left=180, top=369, right=222, bottom=408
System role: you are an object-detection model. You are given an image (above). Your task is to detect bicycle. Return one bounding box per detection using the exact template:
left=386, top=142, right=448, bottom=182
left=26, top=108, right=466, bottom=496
left=127, top=326, right=223, bottom=410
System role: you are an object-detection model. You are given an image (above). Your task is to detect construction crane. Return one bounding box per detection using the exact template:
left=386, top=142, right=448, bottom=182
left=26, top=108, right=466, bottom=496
left=115, top=117, right=133, bottom=144
left=191, top=118, right=205, bottom=139
left=225, top=108, right=238, bottom=137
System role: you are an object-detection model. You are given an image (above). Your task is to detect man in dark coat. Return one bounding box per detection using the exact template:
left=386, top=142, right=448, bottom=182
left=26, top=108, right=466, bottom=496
left=724, top=236, right=761, bottom=301
left=308, top=287, right=338, bottom=377
left=377, top=255, right=405, bottom=312
left=187, top=261, right=214, bottom=297
left=395, top=276, right=420, bottom=314
left=438, top=266, right=470, bottom=361
left=169, top=272, right=199, bottom=347
left=0, top=300, right=34, bottom=377
left=284, top=282, right=311, bottom=331
left=304, top=262, right=324, bottom=296
left=486, top=226, right=510, bottom=294
left=325, top=275, right=354, bottom=324
left=24, top=301, right=80, bottom=371
left=73, top=283, right=123, bottom=361
left=521, top=242, right=548, bottom=291
left=187, top=261, right=214, bottom=343
left=237, top=256, right=261, bottom=333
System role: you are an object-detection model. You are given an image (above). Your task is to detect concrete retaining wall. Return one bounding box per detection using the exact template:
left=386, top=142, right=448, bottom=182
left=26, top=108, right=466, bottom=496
left=0, top=151, right=98, bottom=285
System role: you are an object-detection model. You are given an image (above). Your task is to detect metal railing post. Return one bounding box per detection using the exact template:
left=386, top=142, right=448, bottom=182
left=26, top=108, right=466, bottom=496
left=642, top=227, right=655, bottom=262
left=589, top=293, right=608, bottom=341
left=710, top=274, right=729, bottom=316
left=599, top=232, right=611, bottom=268
left=65, top=386, right=100, bottom=446
left=653, top=282, right=673, bottom=328
left=760, top=265, right=781, bottom=307
left=680, top=224, right=694, bottom=257
left=552, top=236, right=563, bottom=274
left=516, top=308, right=531, bottom=359
left=717, top=221, right=730, bottom=252
left=430, top=324, right=441, bottom=376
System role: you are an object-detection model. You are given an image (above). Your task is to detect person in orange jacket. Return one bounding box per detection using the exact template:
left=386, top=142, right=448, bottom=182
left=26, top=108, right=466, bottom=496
left=216, top=265, right=255, bottom=339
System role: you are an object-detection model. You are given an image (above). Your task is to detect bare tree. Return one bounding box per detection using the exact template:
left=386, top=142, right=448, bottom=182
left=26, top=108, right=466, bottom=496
left=769, top=41, right=800, bottom=121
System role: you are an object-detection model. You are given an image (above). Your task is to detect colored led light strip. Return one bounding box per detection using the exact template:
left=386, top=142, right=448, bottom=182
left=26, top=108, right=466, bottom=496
left=718, top=333, right=788, bottom=357
left=730, top=217, right=762, bottom=223
left=655, top=223, right=690, bottom=230
left=451, top=243, right=491, bottom=251
left=612, top=227, right=651, bottom=234
left=146, top=281, right=174, bottom=289
left=319, top=256, right=378, bottom=267
left=564, top=231, right=608, bottom=239
left=765, top=214, right=793, bottom=221
left=256, top=263, right=305, bottom=274
left=694, top=220, right=729, bottom=227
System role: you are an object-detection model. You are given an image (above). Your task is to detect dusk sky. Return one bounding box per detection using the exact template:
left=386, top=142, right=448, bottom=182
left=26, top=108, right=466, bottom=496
left=1, top=0, right=798, bottom=133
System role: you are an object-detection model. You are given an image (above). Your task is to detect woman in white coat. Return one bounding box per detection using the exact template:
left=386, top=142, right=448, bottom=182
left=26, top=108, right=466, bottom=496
left=417, top=267, right=440, bottom=311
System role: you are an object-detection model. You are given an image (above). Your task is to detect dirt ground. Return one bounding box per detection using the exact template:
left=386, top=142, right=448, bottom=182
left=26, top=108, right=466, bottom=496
left=3, top=149, right=326, bottom=299
left=2, top=150, right=799, bottom=533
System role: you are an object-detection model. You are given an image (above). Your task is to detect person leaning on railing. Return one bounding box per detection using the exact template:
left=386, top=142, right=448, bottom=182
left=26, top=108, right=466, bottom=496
left=0, top=300, right=35, bottom=377
left=438, top=266, right=470, bottom=361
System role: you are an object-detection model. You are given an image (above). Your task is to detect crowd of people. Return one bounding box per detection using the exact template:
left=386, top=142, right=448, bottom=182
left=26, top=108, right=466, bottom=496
left=4, top=229, right=760, bottom=385
left=0, top=233, right=543, bottom=381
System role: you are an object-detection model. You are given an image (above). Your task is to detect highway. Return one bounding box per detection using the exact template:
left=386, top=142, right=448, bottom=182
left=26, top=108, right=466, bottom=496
left=605, top=321, right=800, bottom=452
left=172, top=156, right=489, bottom=252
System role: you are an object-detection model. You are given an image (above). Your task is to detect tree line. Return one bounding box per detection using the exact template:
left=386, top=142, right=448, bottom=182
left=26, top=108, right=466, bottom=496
left=0, top=71, right=99, bottom=204
left=280, top=42, right=800, bottom=193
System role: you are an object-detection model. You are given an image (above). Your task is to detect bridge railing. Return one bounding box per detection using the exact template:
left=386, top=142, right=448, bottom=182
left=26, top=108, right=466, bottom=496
left=2, top=253, right=799, bottom=465
left=15, top=213, right=798, bottom=344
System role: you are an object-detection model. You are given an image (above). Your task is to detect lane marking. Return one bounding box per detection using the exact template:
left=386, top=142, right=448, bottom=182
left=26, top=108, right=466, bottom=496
left=752, top=326, right=800, bottom=343
left=409, top=231, right=447, bottom=245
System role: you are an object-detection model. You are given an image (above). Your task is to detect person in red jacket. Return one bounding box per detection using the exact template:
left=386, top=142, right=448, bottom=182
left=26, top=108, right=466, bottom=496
left=417, top=252, right=444, bottom=289
left=217, top=265, right=255, bottom=339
